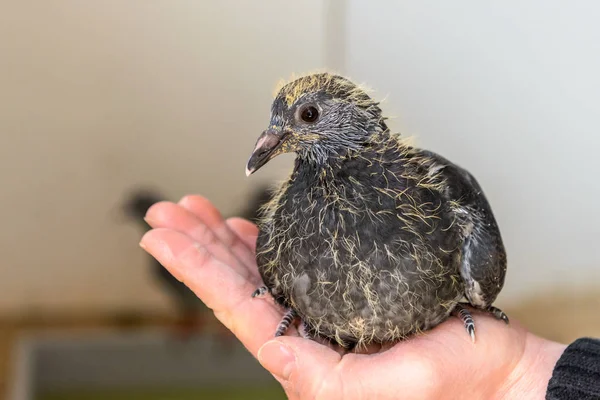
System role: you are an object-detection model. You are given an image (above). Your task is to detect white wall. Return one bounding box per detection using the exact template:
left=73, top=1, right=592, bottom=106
left=344, top=1, right=600, bottom=304
left=0, top=1, right=326, bottom=315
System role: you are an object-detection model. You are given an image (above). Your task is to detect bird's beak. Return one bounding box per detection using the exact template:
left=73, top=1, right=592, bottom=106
left=246, top=129, right=289, bottom=176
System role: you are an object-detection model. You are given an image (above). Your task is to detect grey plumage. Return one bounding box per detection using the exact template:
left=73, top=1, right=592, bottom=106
left=246, top=73, right=508, bottom=349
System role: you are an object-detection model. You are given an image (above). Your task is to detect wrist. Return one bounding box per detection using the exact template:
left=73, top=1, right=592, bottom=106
left=495, top=332, right=566, bottom=400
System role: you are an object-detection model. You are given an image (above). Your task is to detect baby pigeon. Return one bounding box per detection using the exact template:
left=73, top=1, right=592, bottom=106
left=245, top=73, right=508, bottom=350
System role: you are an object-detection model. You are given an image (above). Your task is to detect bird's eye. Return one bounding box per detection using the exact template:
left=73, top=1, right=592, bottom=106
left=299, top=105, right=319, bottom=123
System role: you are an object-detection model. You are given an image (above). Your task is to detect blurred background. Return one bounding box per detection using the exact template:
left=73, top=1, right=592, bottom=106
left=1, top=1, right=599, bottom=399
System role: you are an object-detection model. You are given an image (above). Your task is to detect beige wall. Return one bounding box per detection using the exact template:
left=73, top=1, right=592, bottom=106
left=3, top=1, right=598, bottom=317
left=0, top=1, right=328, bottom=315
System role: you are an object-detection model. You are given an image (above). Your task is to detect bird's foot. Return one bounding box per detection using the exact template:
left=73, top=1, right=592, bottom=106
left=275, top=309, right=298, bottom=337
left=452, top=303, right=476, bottom=343
left=452, top=303, right=510, bottom=343
left=487, top=305, right=510, bottom=324
left=298, top=320, right=310, bottom=339
left=251, top=286, right=270, bottom=298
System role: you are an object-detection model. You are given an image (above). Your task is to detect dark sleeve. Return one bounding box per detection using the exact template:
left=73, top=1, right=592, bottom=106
left=546, top=337, right=600, bottom=400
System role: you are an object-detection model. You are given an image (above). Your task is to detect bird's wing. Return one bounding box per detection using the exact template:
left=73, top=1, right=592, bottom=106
left=419, top=150, right=507, bottom=308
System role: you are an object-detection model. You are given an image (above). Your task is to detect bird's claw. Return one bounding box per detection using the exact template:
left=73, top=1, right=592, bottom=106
left=453, top=303, right=510, bottom=343
left=298, top=320, right=310, bottom=339
left=487, top=306, right=510, bottom=324
left=453, top=303, right=476, bottom=343
left=251, top=286, right=269, bottom=298
left=275, top=309, right=298, bottom=337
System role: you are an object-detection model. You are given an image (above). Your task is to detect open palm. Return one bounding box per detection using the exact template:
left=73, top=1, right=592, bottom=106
left=140, top=195, right=560, bottom=400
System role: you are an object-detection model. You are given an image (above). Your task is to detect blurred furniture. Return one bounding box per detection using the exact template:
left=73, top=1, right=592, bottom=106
left=9, top=329, right=283, bottom=400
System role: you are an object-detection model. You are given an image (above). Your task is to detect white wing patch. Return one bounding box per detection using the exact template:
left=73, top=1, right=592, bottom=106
left=469, top=280, right=486, bottom=307
left=459, top=213, right=488, bottom=308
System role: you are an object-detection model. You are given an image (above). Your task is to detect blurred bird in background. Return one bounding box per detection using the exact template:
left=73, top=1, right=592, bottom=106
left=121, top=185, right=272, bottom=342
left=246, top=73, right=508, bottom=351
left=121, top=189, right=204, bottom=340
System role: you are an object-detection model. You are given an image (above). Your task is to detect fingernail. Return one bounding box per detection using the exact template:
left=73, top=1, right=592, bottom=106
left=258, top=341, right=296, bottom=380
left=139, top=241, right=147, bottom=250
left=177, top=196, right=191, bottom=206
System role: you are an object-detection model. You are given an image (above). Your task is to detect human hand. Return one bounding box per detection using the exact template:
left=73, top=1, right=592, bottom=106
left=139, top=195, right=566, bottom=400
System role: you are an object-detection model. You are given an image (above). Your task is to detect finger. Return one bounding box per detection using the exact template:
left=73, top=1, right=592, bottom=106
left=140, top=228, right=286, bottom=357
left=268, top=335, right=442, bottom=400
left=226, top=217, right=259, bottom=253
left=145, top=201, right=260, bottom=284
left=260, top=335, right=440, bottom=400
left=178, top=195, right=257, bottom=269
left=258, top=336, right=342, bottom=399
left=344, top=340, right=443, bottom=400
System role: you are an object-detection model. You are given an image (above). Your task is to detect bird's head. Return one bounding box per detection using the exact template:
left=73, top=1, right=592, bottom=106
left=246, top=73, right=387, bottom=176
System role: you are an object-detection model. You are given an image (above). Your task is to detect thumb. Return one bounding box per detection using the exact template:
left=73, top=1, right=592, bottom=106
left=257, top=336, right=342, bottom=398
